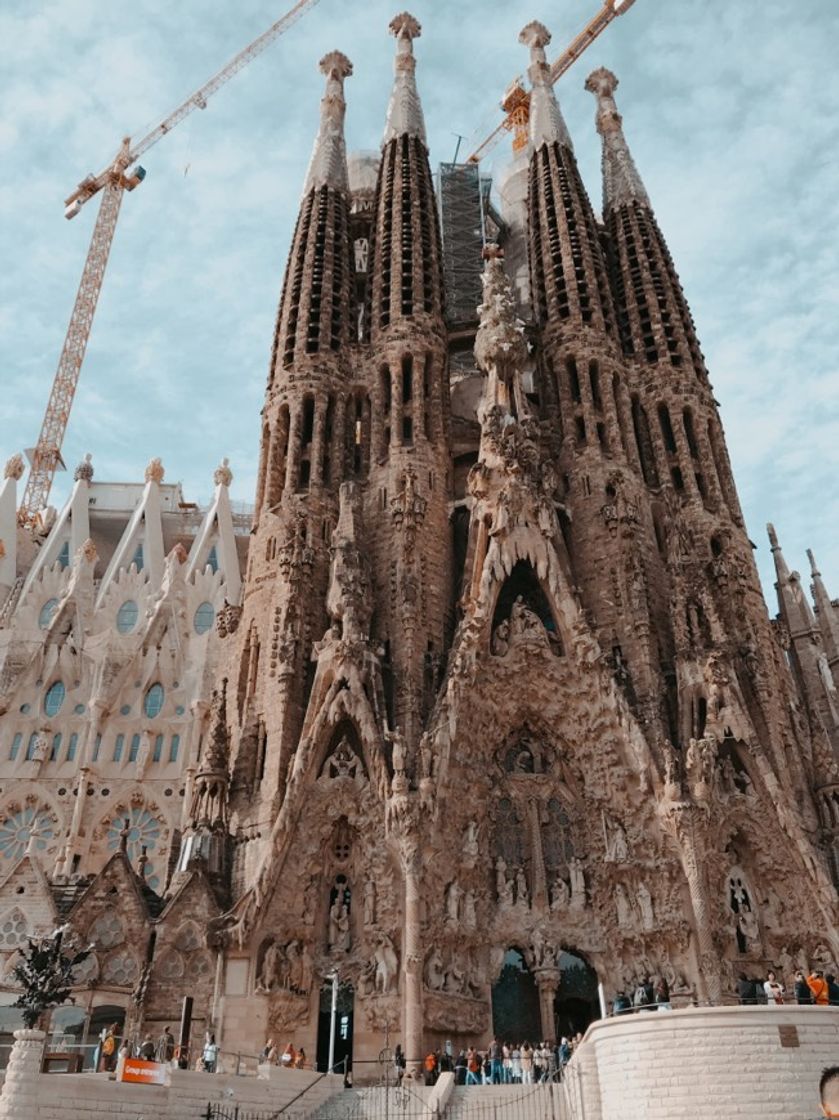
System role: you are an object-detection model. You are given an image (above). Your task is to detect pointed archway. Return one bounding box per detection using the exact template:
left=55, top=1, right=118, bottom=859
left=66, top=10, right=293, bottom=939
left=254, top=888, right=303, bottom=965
left=554, top=950, right=599, bottom=1040
left=316, top=979, right=354, bottom=1074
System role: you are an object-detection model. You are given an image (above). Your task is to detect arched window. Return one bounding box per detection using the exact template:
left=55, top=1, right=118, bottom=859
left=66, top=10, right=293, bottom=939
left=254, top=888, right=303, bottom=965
left=143, top=683, right=165, bottom=719
left=194, top=602, right=215, bottom=635
left=38, top=598, right=59, bottom=630
left=116, top=601, right=139, bottom=634
left=44, top=681, right=65, bottom=717
left=206, top=546, right=219, bottom=574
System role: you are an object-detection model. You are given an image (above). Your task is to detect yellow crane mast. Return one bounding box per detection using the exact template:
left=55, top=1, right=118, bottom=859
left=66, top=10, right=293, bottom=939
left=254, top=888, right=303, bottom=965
left=19, top=0, right=320, bottom=528
left=466, top=0, right=638, bottom=165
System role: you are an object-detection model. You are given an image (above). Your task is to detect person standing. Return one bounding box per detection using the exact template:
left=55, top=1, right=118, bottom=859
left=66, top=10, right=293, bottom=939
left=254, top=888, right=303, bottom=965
left=794, top=970, right=813, bottom=1004
left=655, top=977, right=672, bottom=1010
left=202, top=1032, right=218, bottom=1073
left=808, top=969, right=830, bottom=1006
left=489, top=1038, right=503, bottom=1085
left=736, top=974, right=756, bottom=1005
left=826, top=973, right=839, bottom=1006
left=394, top=1043, right=406, bottom=1084
left=139, top=1033, right=156, bottom=1061
left=520, top=1042, right=533, bottom=1084
left=763, top=970, right=785, bottom=1005
left=157, top=1024, right=175, bottom=1063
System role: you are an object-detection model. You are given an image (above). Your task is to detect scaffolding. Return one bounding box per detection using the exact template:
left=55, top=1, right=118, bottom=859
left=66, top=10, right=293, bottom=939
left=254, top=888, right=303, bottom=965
left=439, top=162, right=497, bottom=328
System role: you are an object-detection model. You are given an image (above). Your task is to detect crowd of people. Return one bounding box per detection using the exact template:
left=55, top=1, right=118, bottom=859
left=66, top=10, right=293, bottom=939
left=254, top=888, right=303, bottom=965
left=736, top=967, right=839, bottom=1006
left=259, top=1039, right=309, bottom=1069
left=417, top=1038, right=585, bottom=1086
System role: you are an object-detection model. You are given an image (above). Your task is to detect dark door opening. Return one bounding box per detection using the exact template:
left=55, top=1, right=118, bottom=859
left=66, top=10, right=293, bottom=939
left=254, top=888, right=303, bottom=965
left=554, top=951, right=599, bottom=1040
left=491, top=948, right=541, bottom=1044
left=316, top=981, right=354, bottom=1074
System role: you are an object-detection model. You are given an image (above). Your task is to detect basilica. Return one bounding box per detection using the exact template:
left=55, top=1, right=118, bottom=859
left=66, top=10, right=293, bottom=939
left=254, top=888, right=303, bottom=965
left=1, top=12, right=838, bottom=1072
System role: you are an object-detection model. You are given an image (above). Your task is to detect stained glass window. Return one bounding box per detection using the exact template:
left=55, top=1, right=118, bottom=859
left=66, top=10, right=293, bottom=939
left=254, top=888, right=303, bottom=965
left=194, top=602, right=215, bottom=635
left=44, top=681, right=65, bottom=717
left=0, top=806, right=55, bottom=861
left=143, top=683, right=164, bottom=718
left=38, top=598, right=59, bottom=630
left=116, top=601, right=139, bottom=634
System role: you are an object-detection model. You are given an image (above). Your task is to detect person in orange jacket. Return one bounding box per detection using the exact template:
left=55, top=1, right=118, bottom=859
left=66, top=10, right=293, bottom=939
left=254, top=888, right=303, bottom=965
left=808, top=969, right=830, bottom=1005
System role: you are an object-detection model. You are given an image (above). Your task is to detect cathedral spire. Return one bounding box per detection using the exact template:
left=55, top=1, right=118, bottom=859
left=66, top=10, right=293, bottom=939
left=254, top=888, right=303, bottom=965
left=302, top=51, right=353, bottom=196
left=768, top=523, right=816, bottom=633
left=808, top=548, right=839, bottom=669
left=585, top=67, right=650, bottom=210
left=382, top=12, right=427, bottom=147
left=519, top=21, right=573, bottom=151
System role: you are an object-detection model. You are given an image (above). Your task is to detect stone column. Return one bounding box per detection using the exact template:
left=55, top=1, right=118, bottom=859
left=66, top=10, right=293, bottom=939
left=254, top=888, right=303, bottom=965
left=0, top=1029, right=45, bottom=1120
left=535, top=968, right=559, bottom=1043
left=664, top=801, right=720, bottom=1002
left=399, top=821, right=423, bottom=1072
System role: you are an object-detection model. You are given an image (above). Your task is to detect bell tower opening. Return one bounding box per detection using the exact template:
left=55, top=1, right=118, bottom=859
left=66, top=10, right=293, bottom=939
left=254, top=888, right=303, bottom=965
left=491, top=948, right=541, bottom=1044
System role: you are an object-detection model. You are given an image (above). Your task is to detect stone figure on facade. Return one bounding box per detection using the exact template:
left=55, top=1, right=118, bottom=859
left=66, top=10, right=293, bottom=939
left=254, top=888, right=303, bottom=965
left=425, top=947, right=445, bottom=991
left=637, top=882, right=654, bottom=931
left=445, top=880, right=463, bottom=924
left=373, top=933, right=398, bottom=993
left=462, top=890, right=477, bottom=930
left=328, top=894, right=351, bottom=953
left=604, top=815, right=629, bottom=862
left=550, top=875, right=570, bottom=911
left=496, top=856, right=514, bottom=909
left=615, top=883, right=633, bottom=930
left=515, top=865, right=529, bottom=908
left=363, top=880, right=376, bottom=927
left=569, top=857, right=586, bottom=909
left=462, top=820, right=479, bottom=866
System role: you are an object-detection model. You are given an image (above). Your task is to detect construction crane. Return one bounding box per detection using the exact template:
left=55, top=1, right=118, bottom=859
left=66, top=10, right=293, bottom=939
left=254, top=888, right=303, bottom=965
left=18, top=0, right=320, bottom=528
left=466, top=0, right=638, bottom=165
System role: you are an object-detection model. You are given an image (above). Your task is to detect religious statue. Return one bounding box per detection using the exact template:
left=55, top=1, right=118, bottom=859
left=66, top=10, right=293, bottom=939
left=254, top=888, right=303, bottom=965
left=373, top=934, right=398, bottom=994
left=445, top=880, right=463, bottom=924
left=496, top=857, right=514, bottom=909
left=328, top=894, right=351, bottom=952
left=492, top=618, right=511, bottom=656
left=425, top=947, right=445, bottom=991
left=509, top=596, right=545, bottom=641
left=515, top=866, right=529, bottom=908
left=135, top=733, right=152, bottom=780
left=637, top=882, right=654, bottom=931
left=257, top=940, right=285, bottom=992
left=615, top=883, right=633, bottom=931
left=364, top=880, right=376, bottom=927
left=550, top=876, right=570, bottom=911
left=569, top=857, right=586, bottom=910
left=463, top=820, right=479, bottom=864
left=604, top=816, right=629, bottom=862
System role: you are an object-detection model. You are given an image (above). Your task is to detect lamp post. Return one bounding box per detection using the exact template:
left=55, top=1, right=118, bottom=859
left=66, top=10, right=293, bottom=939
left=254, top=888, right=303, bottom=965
left=327, top=970, right=338, bottom=1074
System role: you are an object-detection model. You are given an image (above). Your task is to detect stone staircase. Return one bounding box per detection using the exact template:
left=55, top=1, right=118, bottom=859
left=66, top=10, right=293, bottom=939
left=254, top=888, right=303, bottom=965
left=444, top=1082, right=570, bottom=1119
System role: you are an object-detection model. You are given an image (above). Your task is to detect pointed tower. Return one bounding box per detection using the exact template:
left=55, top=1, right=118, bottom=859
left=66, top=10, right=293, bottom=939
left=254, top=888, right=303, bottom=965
left=176, top=680, right=231, bottom=889
left=365, top=13, right=451, bottom=756
left=521, top=25, right=667, bottom=729
left=229, top=52, right=356, bottom=841
left=808, top=549, right=839, bottom=683
left=586, top=66, right=741, bottom=522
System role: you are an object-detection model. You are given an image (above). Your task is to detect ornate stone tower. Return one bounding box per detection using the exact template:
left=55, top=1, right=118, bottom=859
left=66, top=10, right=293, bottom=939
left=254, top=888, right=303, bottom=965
left=203, top=15, right=839, bottom=1074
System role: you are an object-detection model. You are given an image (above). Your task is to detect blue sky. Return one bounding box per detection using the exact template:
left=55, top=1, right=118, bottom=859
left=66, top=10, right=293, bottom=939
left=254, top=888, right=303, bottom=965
left=2, top=0, right=838, bottom=604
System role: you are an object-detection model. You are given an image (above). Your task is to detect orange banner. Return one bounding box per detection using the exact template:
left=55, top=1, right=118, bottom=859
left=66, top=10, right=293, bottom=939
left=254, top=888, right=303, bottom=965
left=118, top=1057, right=170, bottom=1086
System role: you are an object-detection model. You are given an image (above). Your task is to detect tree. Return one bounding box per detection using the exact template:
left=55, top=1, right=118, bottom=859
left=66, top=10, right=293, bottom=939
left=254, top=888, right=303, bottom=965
left=10, top=926, right=92, bottom=1030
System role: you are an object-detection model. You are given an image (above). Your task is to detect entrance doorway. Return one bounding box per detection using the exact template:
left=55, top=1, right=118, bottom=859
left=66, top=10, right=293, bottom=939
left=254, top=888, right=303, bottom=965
left=316, top=980, right=354, bottom=1074
left=491, top=948, right=541, bottom=1044
left=554, top=951, right=599, bottom=1039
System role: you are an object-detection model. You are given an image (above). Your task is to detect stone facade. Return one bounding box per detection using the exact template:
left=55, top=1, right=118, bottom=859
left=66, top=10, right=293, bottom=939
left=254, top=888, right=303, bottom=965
left=0, top=9, right=838, bottom=1077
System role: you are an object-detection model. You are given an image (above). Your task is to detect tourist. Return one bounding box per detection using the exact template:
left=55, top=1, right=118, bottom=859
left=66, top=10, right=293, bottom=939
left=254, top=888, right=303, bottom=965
left=99, top=1021, right=121, bottom=1072
left=281, top=1043, right=297, bottom=1067
left=532, top=1041, right=545, bottom=1082
left=819, top=1065, right=839, bottom=1118
left=502, top=1042, right=512, bottom=1083
left=295, top=1047, right=307, bottom=1069
left=423, top=1050, right=437, bottom=1086
left=261, top=1038, right=278, bottom=1063
left=454, top=1049, right=467, bottom=1084
left=202, top=1032, right=218, bottom=1073
left=826, top=973, right=839, bottom=1006
left=794, top=970, right=813, bottom=1004
left=808, top=969, right=830, bottom=1006
left=558, top=1037, right=571, bottom=1067
left=763, top=970, right=785, bottom=1005
left=139, top=1033, right=156, bottom=1061
left=394, top=1043, right=406, bottom=1083
left=157, top=1024, right=175, bottom=1063
left=489, top=1038, right=503, bottom=1084
left=510, top=1042, right=522, bottom=1083
left=465, top=1047, right=480, bottom=1085
left=612, top=990, right=632, bottom=1015
left=736, top=973, right=757, bottom=1005
left=521, top=1041, right=533, bottom=1084
left=655, top=976, right=672, bottom=1010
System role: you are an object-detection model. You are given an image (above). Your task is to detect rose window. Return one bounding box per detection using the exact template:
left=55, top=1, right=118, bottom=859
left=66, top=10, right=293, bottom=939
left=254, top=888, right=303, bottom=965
left=105, top=806, right=163, bottom=891
left=101, top=949, right=139, bottom=987
left=0, top=806, right=56, bottom=861
left=0, top=908, right=28, bottom=949
left=187, top=952, right=213, bottom=982
left=159, top=950, right=185, bottom=980
left=88, top=911, right=125, bottom=950
left=71, top=952, right=99, bottom=985
left=174, top=923, right=202, bottom=953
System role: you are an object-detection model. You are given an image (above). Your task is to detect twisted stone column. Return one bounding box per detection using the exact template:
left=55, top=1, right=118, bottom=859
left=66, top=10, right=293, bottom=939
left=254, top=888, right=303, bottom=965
left=0, top=1029, right=44, bottom=1120
left=399, top=819, right=424, bottom=1071
left=535, top=967, right=560, bottom=1043
left=664, top=801, right=721, bottom=1002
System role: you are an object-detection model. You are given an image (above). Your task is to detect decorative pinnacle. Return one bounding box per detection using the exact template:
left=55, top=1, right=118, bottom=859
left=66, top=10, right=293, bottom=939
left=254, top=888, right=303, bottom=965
left=145, top=457, right=165, bottom=484
left=213, top=457, right=233, bottom=488
left=74, top=452, right=94, bottom=483
left=585, top=66, right=649, bottom=209
left=475, top=245, right=528, bottom=375
left=302, top=50, right=353, bottom=196
left=4, top=453, right=24, bottom=481
left=767, top=523, right=780, bottom=551
left=806, top=548, right=819, bottom=577
left=519, top=21, right=573, bottom=152
left=382, top=11, right=427, bottom=147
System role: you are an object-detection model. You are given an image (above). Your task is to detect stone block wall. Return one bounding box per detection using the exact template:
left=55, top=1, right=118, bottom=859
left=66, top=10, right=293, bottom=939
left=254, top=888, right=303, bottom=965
left=573, top=1005, right=839, bottom=1120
